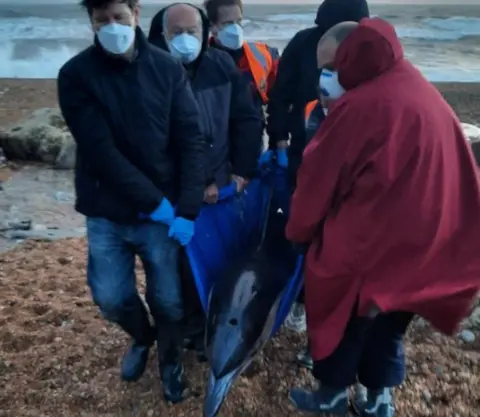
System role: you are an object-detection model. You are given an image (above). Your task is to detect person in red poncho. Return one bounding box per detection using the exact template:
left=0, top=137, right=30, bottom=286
left=286, top=18, right=480, bottom=417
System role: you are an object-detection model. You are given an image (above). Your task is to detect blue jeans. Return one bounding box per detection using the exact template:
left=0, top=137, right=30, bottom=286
left=312, top=312, right=414, bottom=389
left=86, top=217, right=184, bottom=354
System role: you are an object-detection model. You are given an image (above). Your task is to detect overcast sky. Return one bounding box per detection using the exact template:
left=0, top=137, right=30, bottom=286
left=0, top=0, right=479, bottom=4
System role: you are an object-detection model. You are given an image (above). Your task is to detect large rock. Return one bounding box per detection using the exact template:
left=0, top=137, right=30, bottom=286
left=0, top=108, right=76, bottom=169
left=462, top=122, right=480, bottom=166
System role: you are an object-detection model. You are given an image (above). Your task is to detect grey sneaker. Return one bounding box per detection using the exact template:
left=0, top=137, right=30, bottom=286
left=295, top=346, right=313, bottom=370
left=289, top=385, right=349, bottom=415
left=351, top=383, right=368, bottom=415
left=361, top=388, right=395, bottom=417
left=285, top=302, right=307, bottom=332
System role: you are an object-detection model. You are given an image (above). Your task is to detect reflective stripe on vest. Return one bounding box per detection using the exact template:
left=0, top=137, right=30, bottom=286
left=244, top=42, right=273, bottom=104
left=305, top=99, right=319, bottom=127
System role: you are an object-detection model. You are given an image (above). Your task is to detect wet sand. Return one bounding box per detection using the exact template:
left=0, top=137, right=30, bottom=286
left=1, top=78, right=479, bottom=126
left=0, top=80, right=77, bottom=252
left=0, top=78, right=479, bottom=417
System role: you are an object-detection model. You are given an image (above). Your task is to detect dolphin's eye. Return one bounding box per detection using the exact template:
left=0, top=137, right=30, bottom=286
left=229, top=318, right=238, bottom=326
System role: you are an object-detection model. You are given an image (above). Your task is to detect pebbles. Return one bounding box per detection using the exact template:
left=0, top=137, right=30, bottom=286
left=459, top=329, right=476, bottom=343
left=0, top=239, right=479, bottom=417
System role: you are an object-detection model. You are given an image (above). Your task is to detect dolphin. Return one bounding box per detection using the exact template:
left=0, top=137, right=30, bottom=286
left=202, top=205, right=301, bottom=417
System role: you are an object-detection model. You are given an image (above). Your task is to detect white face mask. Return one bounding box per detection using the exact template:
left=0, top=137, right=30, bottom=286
left=168, top=33, right=201, bottom=64
left=319, top=69, right=346, bottom=100
left=97, top=22, right=135, bottom=55
left=217, top=23, right=244, bottom=50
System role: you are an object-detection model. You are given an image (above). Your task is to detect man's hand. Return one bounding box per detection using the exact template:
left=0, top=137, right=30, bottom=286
left=204, top=183, right=219, bottom=204
left=231, top=175, right=249, bottom=193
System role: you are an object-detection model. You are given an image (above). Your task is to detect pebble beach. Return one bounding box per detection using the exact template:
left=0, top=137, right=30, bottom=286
left=0, top=77, right=479, bottom=416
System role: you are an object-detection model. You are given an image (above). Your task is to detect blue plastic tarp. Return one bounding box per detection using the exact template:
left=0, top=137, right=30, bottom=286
left=186, top=165, right=304, bottom=336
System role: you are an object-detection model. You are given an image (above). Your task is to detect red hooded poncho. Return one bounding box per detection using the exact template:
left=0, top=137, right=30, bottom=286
left=286, top=18, right=480, bottom=361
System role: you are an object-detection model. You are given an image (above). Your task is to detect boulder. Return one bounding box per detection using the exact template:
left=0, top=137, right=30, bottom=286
left=468, top=305, right=480, bottom=329
left=461, top=122, right=480, bottom=166
left=54, top=139, right=77, bottom=170
left=0, top=108, right=76, bottom=169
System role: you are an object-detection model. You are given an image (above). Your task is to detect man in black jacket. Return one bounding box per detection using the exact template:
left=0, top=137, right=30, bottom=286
left=57, top=0, right=206, bottom=404
left=149, top=2, right=262, bottom=203
left=265, top=0, right=370, bottom=380
left=148, top=2, right=262, bottom=357
left=266, top=0, right=370, bottom=186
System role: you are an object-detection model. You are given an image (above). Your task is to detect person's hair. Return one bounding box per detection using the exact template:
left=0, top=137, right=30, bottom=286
left=203, top=0, right=243, bottom=24
left=331, top=22, right=358, bottom=43
left=80, top=0, right=138, bottom=15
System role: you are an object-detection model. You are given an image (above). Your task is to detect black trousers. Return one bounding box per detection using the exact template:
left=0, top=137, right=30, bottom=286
left=296, top=285, right=305, bottom=304
left=312, top=311, right=414, bottom=389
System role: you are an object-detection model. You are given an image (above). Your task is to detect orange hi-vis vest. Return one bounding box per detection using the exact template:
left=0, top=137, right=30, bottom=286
left=243, top=42, right=274, bottom=104
left=305, top=99, right=319, bottom=125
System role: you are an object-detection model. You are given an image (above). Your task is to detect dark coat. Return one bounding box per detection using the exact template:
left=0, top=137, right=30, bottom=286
left=149, top=4, right=262, bottom=187
left=266, top=0, right=369, bottom=186
left=57, top=28, right=206, bottom=222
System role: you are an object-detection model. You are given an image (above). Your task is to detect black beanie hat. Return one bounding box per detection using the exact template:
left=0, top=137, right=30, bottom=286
left=315, top=0, right=370, bottom=31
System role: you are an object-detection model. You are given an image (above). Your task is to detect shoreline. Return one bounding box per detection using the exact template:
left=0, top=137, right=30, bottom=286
left=0, top=78, right=479, bottom=127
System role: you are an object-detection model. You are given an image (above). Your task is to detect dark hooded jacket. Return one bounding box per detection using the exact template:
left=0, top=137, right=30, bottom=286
left=266, top=0, right=369, bottom=187
left=57, top=27, right=205, bottom=223
left=149, top=4, right=262, bottom=187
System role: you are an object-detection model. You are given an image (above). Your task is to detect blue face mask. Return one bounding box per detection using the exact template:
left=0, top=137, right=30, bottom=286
left=217, top=23, right=244, bottom=50
left=168, top=33, right=201, bottom=64
left=97, top=22, right=135, bottom=55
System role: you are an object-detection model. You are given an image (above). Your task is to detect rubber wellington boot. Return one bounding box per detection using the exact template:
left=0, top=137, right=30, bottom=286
left=289, top=385, right=349, bottom=416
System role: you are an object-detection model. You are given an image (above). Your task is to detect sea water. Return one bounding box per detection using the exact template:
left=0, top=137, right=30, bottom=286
left=0, top=2, right=479, bottom=81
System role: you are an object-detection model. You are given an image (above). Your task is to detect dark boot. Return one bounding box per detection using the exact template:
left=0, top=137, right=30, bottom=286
left=121, top=342, right=151, bottom=382
left=160, top=361, right=189, bottom=403
left=157, top=323, right=189, bottom=403
left=289, top=385, right=349, bottom=416
left=117, top=299, right=155, bottom=382
left=183, top=336, right=206, bottom=362
left=360, top=388, right=395, bottom=417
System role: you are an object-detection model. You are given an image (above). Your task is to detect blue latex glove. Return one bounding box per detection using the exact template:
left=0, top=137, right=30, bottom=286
left=168, top=217, right=195, bottom=246
left=218, top=182, right=238, bottom=201
left=276, top=148, right=288, bottom=168
left=258, top=150, right=274, bottom=166
left=145, top=198, right=175, bottom=225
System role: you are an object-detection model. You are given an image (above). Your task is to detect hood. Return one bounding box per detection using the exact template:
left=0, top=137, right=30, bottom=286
left=148, top=3, right=210, bottom=53
left=335, top=18, right=404, bottom=90
left=315, top=0, right=369, bottom=32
